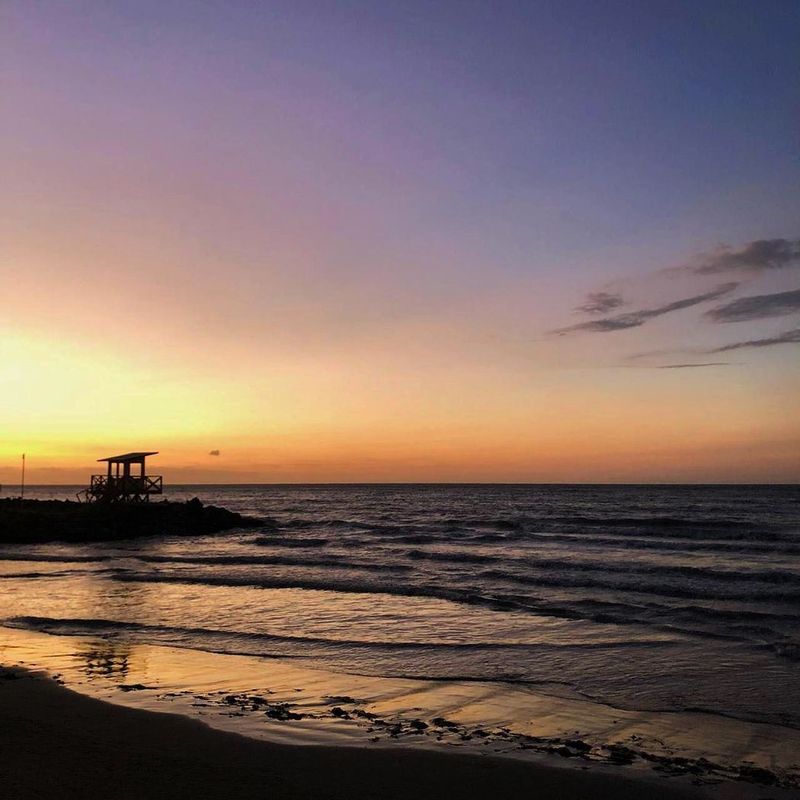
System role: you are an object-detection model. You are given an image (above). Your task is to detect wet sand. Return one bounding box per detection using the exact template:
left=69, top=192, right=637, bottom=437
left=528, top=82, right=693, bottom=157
left=2, top=626, right=798, bottom=798
left=0, top=665, right=712, bottom=800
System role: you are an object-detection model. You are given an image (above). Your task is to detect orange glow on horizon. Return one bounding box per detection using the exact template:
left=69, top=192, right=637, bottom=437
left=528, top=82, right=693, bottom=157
left=3, top=327, right=798, bottom=484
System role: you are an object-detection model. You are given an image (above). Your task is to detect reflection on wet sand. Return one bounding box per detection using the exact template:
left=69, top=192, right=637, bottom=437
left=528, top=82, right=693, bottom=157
left=75, top=639, right=134, bottom=682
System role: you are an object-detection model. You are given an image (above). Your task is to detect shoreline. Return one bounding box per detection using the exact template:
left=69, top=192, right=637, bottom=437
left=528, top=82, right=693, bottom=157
left=0, top=664, right=713, bottom=800
left=2, top=626, right=798, bottom=797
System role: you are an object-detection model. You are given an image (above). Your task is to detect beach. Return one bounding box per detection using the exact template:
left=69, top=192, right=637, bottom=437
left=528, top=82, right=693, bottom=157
left=0, top=664, right=723, bottom=800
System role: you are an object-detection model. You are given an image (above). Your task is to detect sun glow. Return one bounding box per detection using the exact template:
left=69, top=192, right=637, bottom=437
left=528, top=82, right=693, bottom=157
left=0, top=330, right=243, bottom=461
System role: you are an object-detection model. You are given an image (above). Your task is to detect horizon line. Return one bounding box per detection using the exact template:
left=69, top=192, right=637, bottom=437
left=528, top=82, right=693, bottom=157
left=5, top=481, right=799, bottom=488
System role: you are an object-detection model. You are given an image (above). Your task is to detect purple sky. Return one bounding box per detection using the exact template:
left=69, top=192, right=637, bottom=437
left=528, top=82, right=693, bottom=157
left=2, top=1, right=799, bottom=482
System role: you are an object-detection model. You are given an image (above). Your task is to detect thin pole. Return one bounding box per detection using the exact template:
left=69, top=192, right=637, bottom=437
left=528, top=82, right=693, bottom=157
left=21, top=453, right=26, bottom=502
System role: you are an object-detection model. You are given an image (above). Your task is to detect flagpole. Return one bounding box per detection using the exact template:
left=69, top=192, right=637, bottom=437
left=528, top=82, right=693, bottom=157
left=21, top=453, right=25, bottom=502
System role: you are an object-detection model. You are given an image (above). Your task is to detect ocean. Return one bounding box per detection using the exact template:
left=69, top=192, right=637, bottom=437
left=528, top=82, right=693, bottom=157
left=1, top=484, right=799, bottom=784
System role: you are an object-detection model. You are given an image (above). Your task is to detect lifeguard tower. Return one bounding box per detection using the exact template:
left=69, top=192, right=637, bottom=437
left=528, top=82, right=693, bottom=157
left=80, top=452, right=163, bottom=503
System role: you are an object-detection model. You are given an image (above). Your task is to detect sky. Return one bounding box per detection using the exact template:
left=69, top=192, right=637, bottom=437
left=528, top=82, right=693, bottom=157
left=1, top=0, right=799, bottom=483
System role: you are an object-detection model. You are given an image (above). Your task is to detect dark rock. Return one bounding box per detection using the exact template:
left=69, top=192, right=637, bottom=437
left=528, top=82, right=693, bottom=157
left=606, top=744, right=637, bottom=765
left=0, top=497, right=271, bottom=544
left=653, top=763, right=690, bottom=776
left=737, top=765, right=777, bottom=785
left=265, top=703, right=303, bottom=721
left=565, top=739, right=591, bottom=753
left=696, top=757, right=724, bottom=771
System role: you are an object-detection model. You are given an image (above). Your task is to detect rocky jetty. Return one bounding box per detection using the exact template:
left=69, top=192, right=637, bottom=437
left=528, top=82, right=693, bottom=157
left=0, top=497, right=269, bottom=544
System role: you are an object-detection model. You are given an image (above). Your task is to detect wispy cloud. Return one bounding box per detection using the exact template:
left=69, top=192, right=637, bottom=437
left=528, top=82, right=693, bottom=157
left=706, top=327, right=800, bottom=353
left=553, top=283, right=738, bottom=335
left=692, top=238, right=800, bottom=275
left=623, top=354, right=732, bottom=367
left=656, top=362, right=730, bottom=369
left=574, top=291, right=626, bottom=315
left=705, top=288, right=800, bottom=323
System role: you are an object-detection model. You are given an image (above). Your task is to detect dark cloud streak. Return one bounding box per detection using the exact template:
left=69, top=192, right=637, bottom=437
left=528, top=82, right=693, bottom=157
left=706, top=327, right=800, bottom=353
left=554, top=283, right=738, bottom=335
left=693, top=238, right=800, bottom=274
left=705, top=288, right=800, bottom=323
left=575, top=291, right=626, bottom=314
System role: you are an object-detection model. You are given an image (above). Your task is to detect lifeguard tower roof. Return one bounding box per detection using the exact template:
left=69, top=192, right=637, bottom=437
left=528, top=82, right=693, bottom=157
left=97, top=452, right=159, bottom=463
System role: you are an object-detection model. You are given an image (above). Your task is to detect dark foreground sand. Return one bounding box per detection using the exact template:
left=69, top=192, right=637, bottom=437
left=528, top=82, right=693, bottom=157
left=0, top=667, right=707, bottom=800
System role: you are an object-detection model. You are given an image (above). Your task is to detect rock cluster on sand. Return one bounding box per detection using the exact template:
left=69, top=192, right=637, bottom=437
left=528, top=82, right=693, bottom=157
left=159, top=688, right=797, bottom=791
left=0, top=497, right=269, bottom=544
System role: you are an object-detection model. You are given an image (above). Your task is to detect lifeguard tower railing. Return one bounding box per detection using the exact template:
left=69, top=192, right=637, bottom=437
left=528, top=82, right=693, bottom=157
left=85, top=474, right=163, bottom=503
left=79, top=451, right=162, bottom=503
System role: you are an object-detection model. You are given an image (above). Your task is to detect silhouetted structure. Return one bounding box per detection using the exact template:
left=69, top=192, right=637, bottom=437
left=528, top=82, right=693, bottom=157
left=80, top=452, right=163, bottom=503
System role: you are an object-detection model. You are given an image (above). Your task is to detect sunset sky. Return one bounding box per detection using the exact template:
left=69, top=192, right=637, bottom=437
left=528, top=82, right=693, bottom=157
left=2, top=1, right=799, bottom=483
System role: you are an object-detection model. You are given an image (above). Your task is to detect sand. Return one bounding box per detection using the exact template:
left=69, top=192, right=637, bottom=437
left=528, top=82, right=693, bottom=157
left=0, top=666, right=711, bottom=800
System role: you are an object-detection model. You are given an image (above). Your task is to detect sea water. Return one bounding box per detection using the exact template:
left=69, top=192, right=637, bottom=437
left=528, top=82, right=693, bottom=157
left=1, top=484, right=798, bottom=734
